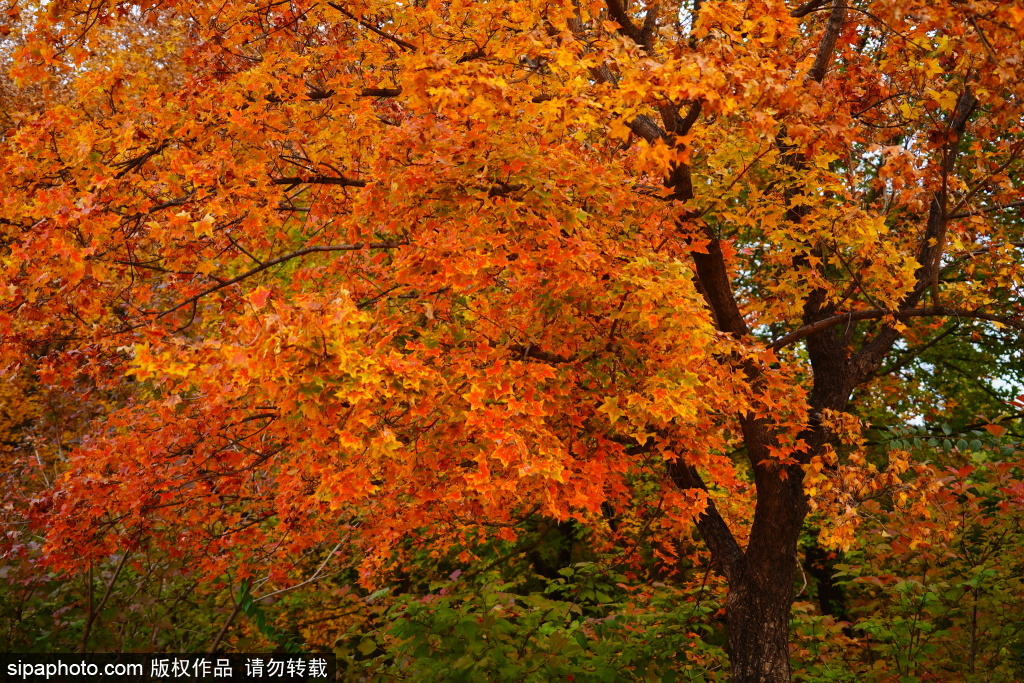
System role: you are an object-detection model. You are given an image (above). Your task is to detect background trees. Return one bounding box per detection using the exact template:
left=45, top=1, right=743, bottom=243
left=2, top=0, right=1023, bottom=679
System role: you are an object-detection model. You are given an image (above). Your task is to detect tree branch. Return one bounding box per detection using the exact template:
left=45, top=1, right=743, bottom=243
left=507, top=344, right=576, bottom=365
left=271, top=175, right=367, bottom=189
left=790, top=0, right=828, bottom=18
left=80, top=553, right=131, bottom=653
left=875, top=322, right=961, bottom=378
left=359, top=87, right=402, bottom=98
left=565, top=17, right=666, bottom=143
left=950, top=200, right=1024, bottom=219
left=852, top=89, right=978, bottom=380
left=807, top=2, right=847, bottom=82
left=627, top=114, right=667, bottom=143
left=604, top=0, right=646, bottom=47
left=772, top=306, right=1022, bottom=352
left=156, top=242, right=406, bottom=319
left=667, top=460, right=745, bottom=581
left=327, top=2, right=416, bottom=51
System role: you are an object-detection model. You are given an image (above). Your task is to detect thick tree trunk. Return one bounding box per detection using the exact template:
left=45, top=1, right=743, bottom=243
left=725, top=452, right=809, bottom=682
left=726, top=572, right=797, bottom=682
left=726, top=506, right=808, bottom=678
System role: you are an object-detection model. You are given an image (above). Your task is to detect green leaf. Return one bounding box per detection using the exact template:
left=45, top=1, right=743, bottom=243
left=358, top=637, right=378, bottom=656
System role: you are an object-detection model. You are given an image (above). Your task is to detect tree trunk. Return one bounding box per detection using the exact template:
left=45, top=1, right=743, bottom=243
left=725, top=456, right=809, bottom=682
left=726, top=572, right=797, bottom=682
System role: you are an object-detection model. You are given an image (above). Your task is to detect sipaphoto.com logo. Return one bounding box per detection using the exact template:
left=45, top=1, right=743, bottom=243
left=7, top=659, right=143, bottom=680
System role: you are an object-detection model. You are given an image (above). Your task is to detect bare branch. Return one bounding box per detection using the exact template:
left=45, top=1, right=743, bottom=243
left=951, top=200, right=1024, bottom=219
left=790, top=0, right=828, bottom=18
left=271, top=175, right=367, bottom=189
left=156, top=242, right=406, bottom=319
left=359, top=87, right=402, bottom=98
left=807, top=3, right=847, bottom=82
left=327, top=2, right=416, bottom=51
left=772, top=306, right=1022, bottom=352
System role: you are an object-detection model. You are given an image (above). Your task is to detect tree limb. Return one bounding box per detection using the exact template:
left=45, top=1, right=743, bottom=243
left=667, top=460, right=745, bottom=581
left=950, top=200, right=1024, bottom=219
left=807, top=2, right=847, bottom=82
left=156, top=242, right=406, bottom=319
left=790, top=0, right=829, bottom=19
left=271, top=175, right=367, bottom=189
left=604, top=0, right=646, bottom=47
left=327, top=2, right=416, bottom=51
left=852, top=89, right=978, bottom=379
left=359, top=87, right=402, bottom=98
left=772, top=307, right=1022, bottom=352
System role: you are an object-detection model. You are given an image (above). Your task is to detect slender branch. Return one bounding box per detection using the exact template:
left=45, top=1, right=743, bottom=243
left=772, top=306, right=1022, bottom=351
left=790, top=0, right=828, bottom=18
left=921, top=90, right=979, bottom=305
left=80, top=552, right=131, bottom=653
left=876, top=322, right=961, bottom=378
left=965, top=13, right=998, bottom=63
left=853, top=89, right=979, bottom=379
left=947, top=140, right=1024, bottom=218
left=148, top=196, right=192, bottom=212
left=852, top=91, right=909, bottom=118
left=265, top=87, right=336, bottom=103
left=113, top=142, right=168, bottom=179
left=950, top=201, right=1024, bottom=219
left=940, top=359, right=1007, bottom=402
left=359, top=87, right=402, bottom=98
left=208, top=597, right=244, bottom=653
left=255, top=542, right=344, bottom=602
left=507, top=344, right=576, bottom=365
left=939, top=241, right=1024, bottom=279
left=271, top=175, right=367, bottom=189
left=156, top=242, right=406, bottom=319
left=327, top=2, right=416, bottom=51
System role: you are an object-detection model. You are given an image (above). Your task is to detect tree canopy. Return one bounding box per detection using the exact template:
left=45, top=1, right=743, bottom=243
left=2, top=0, right=1023, bottom=680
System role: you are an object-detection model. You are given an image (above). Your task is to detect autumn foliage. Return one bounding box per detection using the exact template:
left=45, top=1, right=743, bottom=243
left=2, top=0, right=1024, bottom=679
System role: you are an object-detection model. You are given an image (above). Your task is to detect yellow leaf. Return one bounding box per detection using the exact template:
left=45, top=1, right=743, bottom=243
left=598, top=397, right=625, bottom=424
left=937, top=90, right=958, bottom=112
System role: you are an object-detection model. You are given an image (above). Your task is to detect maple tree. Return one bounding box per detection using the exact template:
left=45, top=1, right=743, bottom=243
left=2, top=0, right=1024, bottom=679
